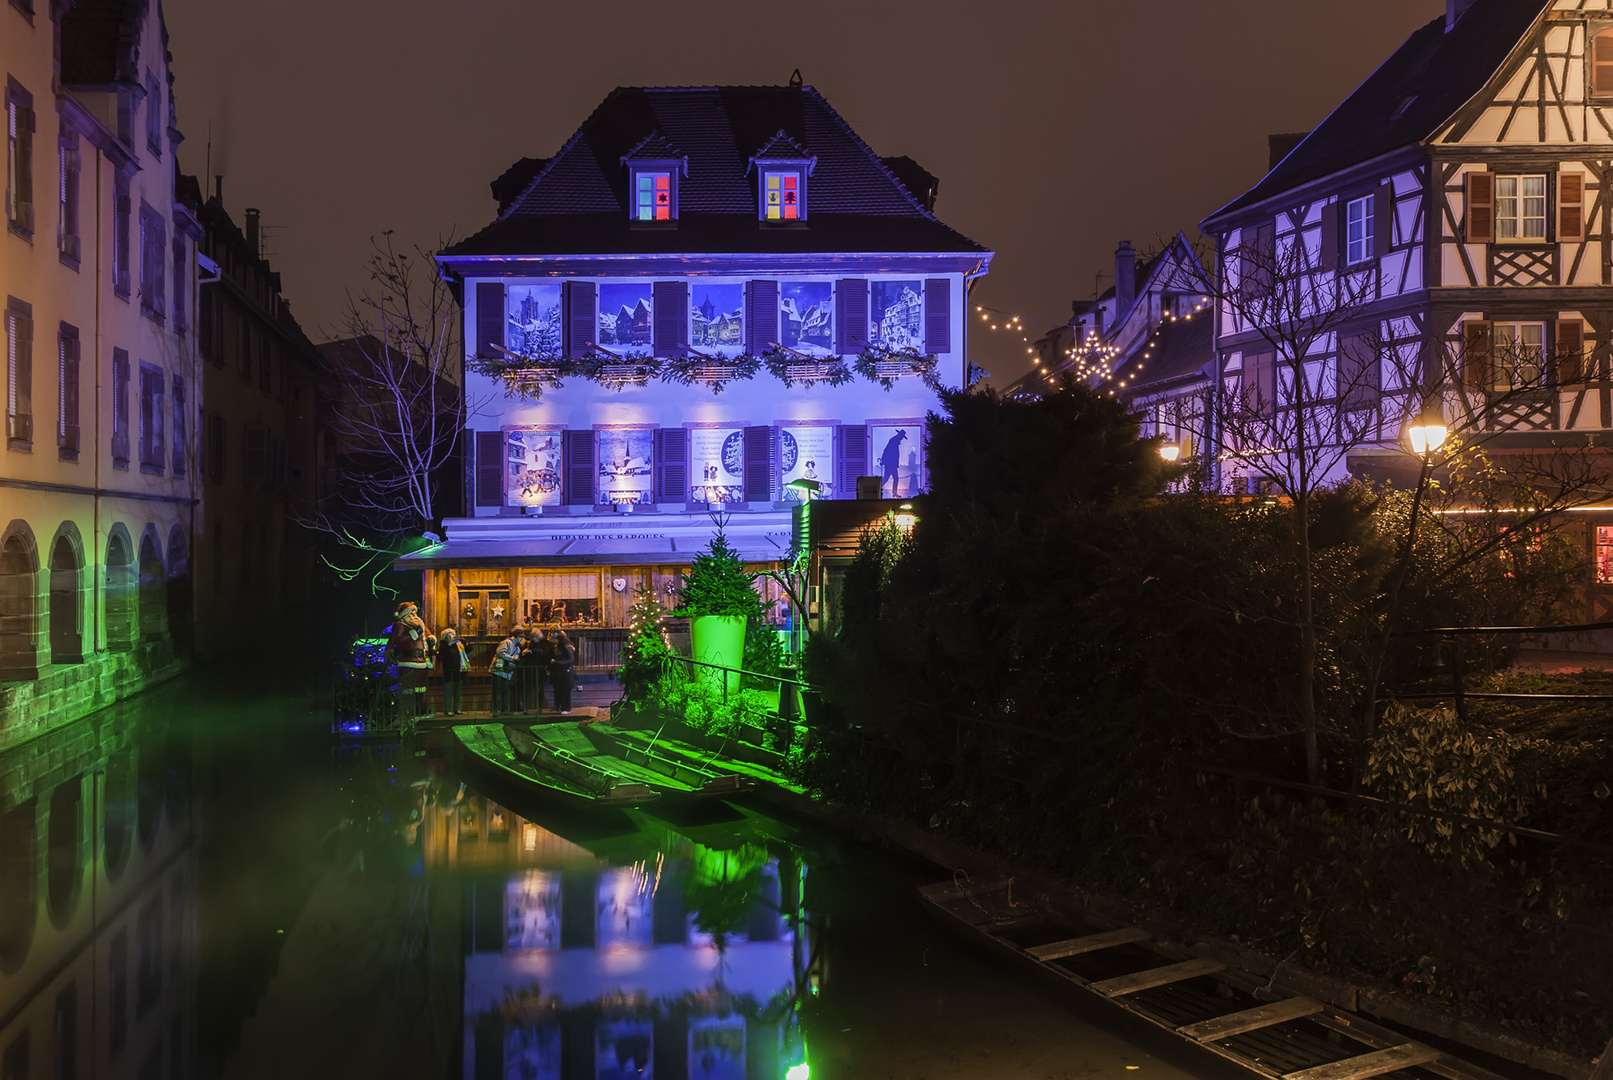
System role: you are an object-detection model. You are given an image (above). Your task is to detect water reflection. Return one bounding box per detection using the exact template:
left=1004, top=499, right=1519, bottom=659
left=0, top=700, right=196, bottom=1080
left=418, top=784, right=816, bottom=1080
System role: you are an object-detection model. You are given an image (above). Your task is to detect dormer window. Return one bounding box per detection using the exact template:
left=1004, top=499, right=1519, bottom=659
left=762, top=168, right=803, bottom=221
left=632, top=169, right=673, bottom=221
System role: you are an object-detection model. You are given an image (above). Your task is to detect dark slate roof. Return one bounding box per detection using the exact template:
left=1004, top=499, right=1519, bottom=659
left=491, top=157, right=549, bottom=215
left=622, top=131, right=684, bottom=162
left=1205, top=0, right=1549, bottom=225
left=1115, top=313, right=1215, bottom=393
left=60, top=0, right=148, bottom=87
left=752, top=129, right=809, bottom=160
left=881, top=156, right=938, bottom=213
left=445, top=85, right=986, bottom=258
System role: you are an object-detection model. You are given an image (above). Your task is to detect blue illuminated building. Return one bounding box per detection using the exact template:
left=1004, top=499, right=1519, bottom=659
left=411, top=83, right=992, bottom=661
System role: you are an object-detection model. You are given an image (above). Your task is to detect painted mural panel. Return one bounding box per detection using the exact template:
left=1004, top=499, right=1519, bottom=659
left=507, top=284, right=562, bottom=355
left=691, top=281, right=744, bottom=354
left=689, top=426, right=745, bottom=504
left=505, top=871, right=561, bottom=952
left=780, top=281, right=833, bottom=353
left=871, top=424, right=923, bottom=498
left=598, top=282, right=654, bottom=348
left=505, top=428, right=563, bottom=508
left=870, top=280, right=924, bottom=350
left=779, top=425, right=834, bottom=502
left=597, top=428, right=654, bottom=506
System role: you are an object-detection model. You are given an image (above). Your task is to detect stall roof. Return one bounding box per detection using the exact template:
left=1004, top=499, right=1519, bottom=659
left=392, top=535, right=786, bottom=570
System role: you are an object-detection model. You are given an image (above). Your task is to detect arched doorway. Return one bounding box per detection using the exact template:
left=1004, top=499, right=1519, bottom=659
left=0, top=520, right=40, bottom=681
left=0, top=798, right=37, bottom=974
left=166, top=524, right=192, bottom=655
left=49, top=529, right=83, bottom=664
left=105, top=527, right=137, bottom=652
left=103, top=750, right=134, bottom=881
left=137, top=527, right=166, bottom=643
left=47, top=777, right=83, bottom=927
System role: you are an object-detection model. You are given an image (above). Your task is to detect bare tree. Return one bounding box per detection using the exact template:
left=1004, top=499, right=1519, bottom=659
left=303, top=232, right=467, bottom=591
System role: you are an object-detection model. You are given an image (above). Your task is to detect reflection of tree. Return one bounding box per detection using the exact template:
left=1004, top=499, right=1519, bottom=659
left=686, top=845, right=769, bottom=945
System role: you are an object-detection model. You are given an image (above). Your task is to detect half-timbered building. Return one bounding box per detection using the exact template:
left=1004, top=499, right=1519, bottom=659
left=418, top=83, right=991, bottom=669
left=1202, top=0, right=1613, bottom=597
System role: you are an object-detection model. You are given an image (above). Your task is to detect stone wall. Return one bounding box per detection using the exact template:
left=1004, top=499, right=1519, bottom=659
left=0, top=642, right=186, bottom=752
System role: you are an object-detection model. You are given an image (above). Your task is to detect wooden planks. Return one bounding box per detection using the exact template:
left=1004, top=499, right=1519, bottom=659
left=1025, top=926, right=1151, bottom=962
left=1282, top=1044, right=1441, bottom=1080
left=1178, top=996, right=1322, bottom=1042
left=1089, top=957, right=1225, bottom=998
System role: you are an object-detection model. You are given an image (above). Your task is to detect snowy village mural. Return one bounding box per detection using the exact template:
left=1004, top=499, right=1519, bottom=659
left=870, top=280, right=924, bottom=350
left=780, top=281, right=833, bottom=353
left=505, top=428, right=564, bottom=508
left=598, top=427, right=655, bottom=505
left=599, top=283, right=655, bottom=349
left=689, top=426, right=746, bottom=504
left=871, top=423, right=924, bottom=498
left=508, top=284, right=562, bottom=355
left=692, top=282, right=744, bottom=353
left=780, top=425, right=834, bottom=502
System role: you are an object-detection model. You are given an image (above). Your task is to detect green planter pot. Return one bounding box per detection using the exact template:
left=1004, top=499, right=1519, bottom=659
left=689, top=614, right=746, bottom=695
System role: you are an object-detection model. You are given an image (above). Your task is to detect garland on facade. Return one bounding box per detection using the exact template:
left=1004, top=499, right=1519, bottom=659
left=853, top=345, right=942, bottom=391
left=572, top=348, right=662, bottom=390
left=660, top=350, right=763, bottom=395
left=761, top=345, right=855, bottom=389
left=467, top=346, right=576, bottom=401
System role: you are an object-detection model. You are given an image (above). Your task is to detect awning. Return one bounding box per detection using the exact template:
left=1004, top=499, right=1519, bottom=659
left=393, top=533, right=788, bottom=570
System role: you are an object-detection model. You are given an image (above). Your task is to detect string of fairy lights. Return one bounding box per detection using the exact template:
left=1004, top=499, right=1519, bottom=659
left=975, top=297, right=1213, bottom=396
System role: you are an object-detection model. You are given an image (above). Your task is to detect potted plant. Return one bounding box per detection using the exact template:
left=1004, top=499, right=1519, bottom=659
left=675, top=530, right=760, bottom=694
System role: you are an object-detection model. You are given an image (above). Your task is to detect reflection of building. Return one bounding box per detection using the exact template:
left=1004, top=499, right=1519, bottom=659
left=411, top=83, right=992, bottom=670
left=420, top=791, right=814, bottom=1079
left=0, top=0, right=202, bottom=745
left=0, top=704, right=197, bottom=1080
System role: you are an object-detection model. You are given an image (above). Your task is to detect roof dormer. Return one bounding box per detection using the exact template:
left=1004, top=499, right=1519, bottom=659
left=620, top=131, right=687, bottom=223
left=749, top=130, right=816, bottom=222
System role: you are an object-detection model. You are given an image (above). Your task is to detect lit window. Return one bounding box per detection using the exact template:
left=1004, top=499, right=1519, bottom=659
left=1345, top=195, right=1373, bottom=264
left=1494, top=175, right=1546, bottom=240
left=1491, top=322, right=1545, bottom=390
left=764, top=169, right=801, bottom=220
left=634, top=170, right=671, bottom=221
left=1596, top=525, right=1613, bottom=584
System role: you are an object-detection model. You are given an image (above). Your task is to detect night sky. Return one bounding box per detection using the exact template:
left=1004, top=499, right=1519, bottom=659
left=163, top=0, right=1445, bottom=386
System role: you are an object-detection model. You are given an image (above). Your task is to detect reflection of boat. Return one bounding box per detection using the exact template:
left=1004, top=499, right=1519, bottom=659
left=450, top=723, right=659, bottom=811
left=525, top=723, right=756, bottom=803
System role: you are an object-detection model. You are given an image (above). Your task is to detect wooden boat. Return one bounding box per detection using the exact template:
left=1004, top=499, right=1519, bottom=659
left=579, top=724, right=758, bottom=798
left=918, top=878, right=1509, bottom=1080
left=601, top=718, right=791, bottom=790
left=520, top=722, right=755, bottom=802
left=450, top=723, right=659, bottom=811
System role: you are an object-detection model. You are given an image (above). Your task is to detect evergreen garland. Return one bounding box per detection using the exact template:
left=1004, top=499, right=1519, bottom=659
left=760, top=347, right=855, bottom=389
left=853, top=345, right=943, bottom=391
left=660, top=351, right=763, bottom=394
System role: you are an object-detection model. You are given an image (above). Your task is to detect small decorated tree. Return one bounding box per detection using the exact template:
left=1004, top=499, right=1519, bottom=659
left=675, top=530, right=763, bottom=693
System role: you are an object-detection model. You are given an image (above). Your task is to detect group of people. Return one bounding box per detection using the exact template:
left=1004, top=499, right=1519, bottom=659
left=383, top=600, right=577, bottom=719
left=491, top=625, right=577, bottom=715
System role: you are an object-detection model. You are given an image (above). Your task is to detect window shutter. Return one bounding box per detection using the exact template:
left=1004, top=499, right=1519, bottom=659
left=654, top=427, right=687, bottom=504
left=562, top=281, right=596, bottom=359
left=743, top=425, right=774, bottom=503
left=1374, top=184, right=1394, bottom=256
left=836, top=424, right=867, bottom=499
left=1595, top=31, right=1613, bottom=98
left=475, top=282, right=504, bottom=358
left=1465, top=172, right=1494, bottom=243
left=652, top=280, right=689, bottom=356
left=15, top=313, right=31, bottom=441
left=62, top=329, right=79, bottom=452
left=1320, top=204, right=1339, bottom=268
left=16, top=107, right=32, bottom=210
left=1558, top=172, right=1585, bottom=242
left=923, top=279, right=950, bottom=352
left=834, top=279, right=868, bottom=354
left=1463, top=320, right=1493, bottom=389
left=564, top=429, right=594, bottom=505
left=1556, top=319, right=1586, bottom=384
left=474, top=430, right=503, bottom=507
left=745, top=280, right=778, bottom=353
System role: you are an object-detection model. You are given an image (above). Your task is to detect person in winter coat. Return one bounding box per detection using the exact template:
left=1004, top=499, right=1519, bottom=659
left=528, top=628, right=554, bottom=713
left=387, top=601, right=436, bottom=723
left=491, top=629, right=522, bottom=714
left=439, top=627, right=468, bottom=715
left=515, top=627, right=544, bottom=713
left=550, top=630, right=576, bottom=714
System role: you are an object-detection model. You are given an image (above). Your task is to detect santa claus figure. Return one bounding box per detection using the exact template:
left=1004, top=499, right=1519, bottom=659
left=387, top=600, right=436, bottom=723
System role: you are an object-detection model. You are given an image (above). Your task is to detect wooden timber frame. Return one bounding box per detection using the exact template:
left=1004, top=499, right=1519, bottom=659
left=918, top=878, right=1514, bottom=1080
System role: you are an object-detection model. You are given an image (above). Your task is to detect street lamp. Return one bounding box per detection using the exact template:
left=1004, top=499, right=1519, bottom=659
left=786, top=477, right=822, bottom=502
left=1406, top=415, right=1448, bottom=458
left=1158, top=442, right=1181, bottom=462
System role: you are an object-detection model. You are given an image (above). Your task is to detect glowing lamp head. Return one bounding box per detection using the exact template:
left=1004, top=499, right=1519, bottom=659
left=786, top=1065, right=811, bottom=1080
left=1406, top=420, right=1448, bottom=457
left=1158, top=442, right=1181, bottom=463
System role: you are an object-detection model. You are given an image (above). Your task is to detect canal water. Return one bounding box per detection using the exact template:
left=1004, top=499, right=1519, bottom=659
left=0, top=655, right=1238, bottom=1079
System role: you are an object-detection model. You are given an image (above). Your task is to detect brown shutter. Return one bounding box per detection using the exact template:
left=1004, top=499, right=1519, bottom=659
left=474, top=430, right=503, bottom=507
left=1595, top=32, right=1613, bottom=98
left=1463, top=320, right=1493, bottom=389
left=475, top=282, right=504, bottom=357
left=1374, top=184, right=1394, bottom=256
left=1465, top=172, right=1494, bottom=243
left=1320, top=202, right=1339, bottom=268
left=1558, top=172, right=1585, bottom=242
left=1556, top=319, right=1585, bottom=384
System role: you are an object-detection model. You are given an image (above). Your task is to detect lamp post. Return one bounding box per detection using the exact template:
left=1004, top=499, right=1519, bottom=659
left=1406, top=416, right=1448, bottom=459
left=1158, top=442, right=1181, bottom=463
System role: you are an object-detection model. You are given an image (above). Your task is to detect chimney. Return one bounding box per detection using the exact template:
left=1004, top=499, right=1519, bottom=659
left=1114, top=240, right=1136, bottom=319
left=213, top=174, right=223, bottom=202
left=244, top=207, right=260, bottom=259
left=1446, top=0, right=1476, bottom=31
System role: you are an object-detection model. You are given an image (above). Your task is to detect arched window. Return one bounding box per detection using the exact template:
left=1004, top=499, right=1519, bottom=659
left=137, top=527, right=166, bottom=643
left=1593, top=30, right=1613, bottom=99
left=105, top=528, right=137, bottom=651
left=49, top=532, right=83, bottom=664
left=0, top=522, right=39, bottom=680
